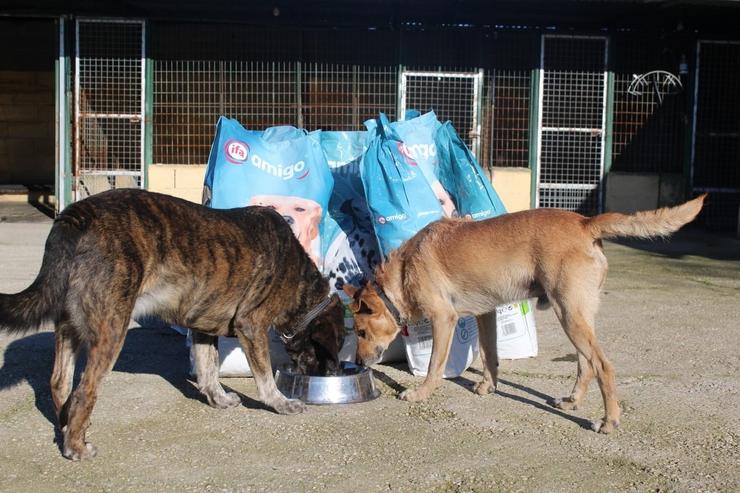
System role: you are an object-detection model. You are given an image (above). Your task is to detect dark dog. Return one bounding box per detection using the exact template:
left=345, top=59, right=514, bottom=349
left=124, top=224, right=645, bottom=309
left=0, top=189, right=344, bottom=460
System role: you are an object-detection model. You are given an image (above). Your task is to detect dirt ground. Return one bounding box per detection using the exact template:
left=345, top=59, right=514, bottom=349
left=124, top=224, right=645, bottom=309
left=1, top=211, right=738, bottom=492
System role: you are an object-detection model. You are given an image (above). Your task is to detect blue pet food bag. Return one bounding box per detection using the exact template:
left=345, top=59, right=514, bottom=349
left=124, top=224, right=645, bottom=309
left=318, top=131, right=379, bottom=292
left=360, top=113, right=444, bottom=257
left=203, top=116, right=334, bottom=266
left=434, top=121, right=507, bottom=220
left=391, top=111, right=459, bottom=218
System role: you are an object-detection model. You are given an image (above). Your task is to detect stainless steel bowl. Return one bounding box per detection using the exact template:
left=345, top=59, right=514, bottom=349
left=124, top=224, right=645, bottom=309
left=274, top=362, right=380, bottom=405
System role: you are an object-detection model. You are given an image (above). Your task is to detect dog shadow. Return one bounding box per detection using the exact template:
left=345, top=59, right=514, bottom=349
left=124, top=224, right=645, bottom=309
left=0, top=326, right=269, bottom=433
left=369, top=364, right=590, bottom=430
left=464, top=368, right=593, bottom=430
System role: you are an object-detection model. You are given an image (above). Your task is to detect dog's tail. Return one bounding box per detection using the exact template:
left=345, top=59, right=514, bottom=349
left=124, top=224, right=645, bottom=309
left=0, top=213, right=84, bottom=334
left=586, top=194, right=707, bottom=241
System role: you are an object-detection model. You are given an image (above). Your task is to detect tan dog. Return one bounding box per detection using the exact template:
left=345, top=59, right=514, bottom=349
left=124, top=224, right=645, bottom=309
left=250, top=194, right=323, bottom=265
left=343, top=195, right=706, bottom=434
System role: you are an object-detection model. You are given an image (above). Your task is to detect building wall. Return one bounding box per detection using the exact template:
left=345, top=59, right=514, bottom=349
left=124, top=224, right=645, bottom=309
left=148, top=164, right=534, bottom=213
left=148, top=164, right=206, bottom=203
left=0, top=19, right=56, bottom=186
left=605, top=172, right=684, bottom=213
left=0, top=71, right=55, bottom=185
left=491, top=167, right=531, bottom=212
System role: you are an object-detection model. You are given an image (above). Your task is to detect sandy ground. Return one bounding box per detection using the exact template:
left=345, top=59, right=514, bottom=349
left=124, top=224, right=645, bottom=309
left=0, top=212, right=738, bottom=492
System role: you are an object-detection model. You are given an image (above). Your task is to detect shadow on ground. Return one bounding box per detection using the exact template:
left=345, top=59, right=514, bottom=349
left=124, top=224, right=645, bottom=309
left=0, top=326, right=272, bottom=432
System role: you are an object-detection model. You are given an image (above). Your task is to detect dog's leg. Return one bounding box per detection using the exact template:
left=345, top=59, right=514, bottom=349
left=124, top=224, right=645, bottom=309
left=235, top=327, right=306, bottom=415
left=474, top=312, right=498, bottom=395
left=191, top=332, right=241, bottom=409
left=51, top=319, right=80, bottom=431
left=552, top=351, right=593, bottom=411
left=400, top=309, right=458, bottom=402
left=62, top=322, right=128, bottom=460
left=550, top=297, right=620, bottom=434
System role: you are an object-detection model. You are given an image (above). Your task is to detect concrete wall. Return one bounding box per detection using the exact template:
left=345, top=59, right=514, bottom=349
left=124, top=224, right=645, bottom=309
left=148, top=164, right=206, bottom=203
left=490, top=167, right=531, bottom=212
left=605, top=172, right=684, bottom=213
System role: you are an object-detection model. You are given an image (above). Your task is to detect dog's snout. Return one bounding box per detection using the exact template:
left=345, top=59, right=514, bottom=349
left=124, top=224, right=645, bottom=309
left=282, top=215, right=294, bottom=226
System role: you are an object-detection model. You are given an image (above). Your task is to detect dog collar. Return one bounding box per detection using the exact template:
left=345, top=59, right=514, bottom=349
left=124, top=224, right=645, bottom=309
left=279, top=295, right=334, bottom=341
left=371, top=280, right=403, bottom=325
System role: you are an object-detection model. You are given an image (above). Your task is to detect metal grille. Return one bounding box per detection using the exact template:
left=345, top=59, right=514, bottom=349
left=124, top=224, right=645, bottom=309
left=536, top=35, right=607, bottom=214
left=484, top=69, right=531, bottom=168
left=611, top=35, right=685, bottom=174
left=400, top=70, right=481, bottom=155
left=154, top=60, right=298, bottom=165
left=75, top=19, right=144, bottom=199
left=301, top=64, right=397, bottom=130
left=692, top=40, right=740, bottom=231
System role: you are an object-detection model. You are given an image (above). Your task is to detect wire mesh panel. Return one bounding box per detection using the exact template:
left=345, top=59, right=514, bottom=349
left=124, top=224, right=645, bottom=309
left=536, top=35, right=607, bottom=214
left=155, top=60, right=297, bottom=165
left=484, top=69, right=532, bottom=168
left=301, top=64, right=397, bottom=130
left=400, top=71, right=481, bottom=156
left=75, top=19, right=144, bottom=199
left=692, top=41, right=740, bottom=232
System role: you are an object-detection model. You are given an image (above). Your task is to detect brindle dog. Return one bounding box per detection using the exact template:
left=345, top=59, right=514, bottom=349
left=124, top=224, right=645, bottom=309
left=0, top=189, right=344, bottom=460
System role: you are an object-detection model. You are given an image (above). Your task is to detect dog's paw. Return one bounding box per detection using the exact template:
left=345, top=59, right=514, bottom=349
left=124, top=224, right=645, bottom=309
left=473, top=380, right=495, bottom=396
left=273, top=398, right=306, bottom=415
left=63, top=442, right=98, bottom=461
left=591, top=418, right=619, bottom=434
left=212, top=391, right=241, bottom=409
left=399, top=388, right=427, bottom=402
left=551, top=396, right=579, bottom=411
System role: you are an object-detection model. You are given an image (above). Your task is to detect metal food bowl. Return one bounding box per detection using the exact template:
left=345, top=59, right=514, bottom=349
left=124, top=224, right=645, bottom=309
left=275, top=362, right=380, bottom=405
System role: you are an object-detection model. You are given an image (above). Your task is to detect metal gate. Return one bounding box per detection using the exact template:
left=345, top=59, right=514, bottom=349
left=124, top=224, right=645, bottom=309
left=691, top=40, right=740, bottom=231
left=74, top=19, right=145, bottom=200
left=399, top=70, right=483, bottom=157
left=536, top=35, right=608, bottom=214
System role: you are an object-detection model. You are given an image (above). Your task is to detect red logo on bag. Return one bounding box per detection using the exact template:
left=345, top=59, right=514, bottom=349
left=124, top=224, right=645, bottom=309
left=224, top=139, right=249, bottom=164
left=396, top=142, right=417, bottom=166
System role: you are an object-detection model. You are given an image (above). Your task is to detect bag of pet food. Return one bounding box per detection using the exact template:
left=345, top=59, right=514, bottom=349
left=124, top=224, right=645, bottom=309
left=197, top=117, right=334, bottom=377
left=360, top=113, right=444, bottom=257
left=403, top=317, right=480, bottom=378
left=319, top=130, right=405, bottom=364
left=186, top=328, right=292, bottom=378
left=203, top=117, right=334, bottom=266
left=496, top=300, right=538, bottom=359
left=362, top=114, right=478, bottom=377
left=319, top=131, right=377, bottom=293
left=433, top=120, right=507, bottom=221
left=390, top=111, right=460, bottom=218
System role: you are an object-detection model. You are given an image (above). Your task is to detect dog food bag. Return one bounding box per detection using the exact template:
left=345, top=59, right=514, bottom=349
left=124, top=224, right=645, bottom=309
left=203, top=117, right=334, bottom=267
left=496, top=300, right=538, bottom=359
left=360, top=113, right=444, bottom=257
left=402, top=317, right=480, bottom=378
left=199, top=117, right=334, bottom=377
left=185, top=329, right=291, bottom=378
left=433, top=120, right=507, bottom=221
left=319, top=131, right=406, bottom=364
left=319, top=131, right=378, bottom=292
left=390, top=111, right=461, bottom=218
